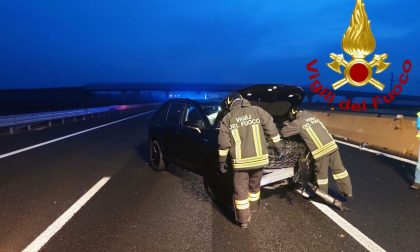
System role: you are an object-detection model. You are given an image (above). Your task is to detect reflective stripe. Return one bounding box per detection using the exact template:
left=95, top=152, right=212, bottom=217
left=235, top=199, right=249, bottom=204
left=233, top=154, right=268, bottom=164
left=313, top=147, right=336, bottom=159
left=271, top=134, right=281, bottom=143
left=235, top=199, right=250, bottom=210
left=318, top=142, right=338, bottom=154
left=218, top=149, right=229, bottom=156
left=306, top=127, right=323, bottom=148
left=235, top=203, right=250, bottom=210
left=312, top=141, right=337, bottom=155
left=309, top=127, right=323, bottom=148
left=248, top=191, right=260, bottom=202
left=312, top=141, right=338, bottom=159
left=305, top=125, right=338, bottom=159
left=416, top=132, right=420, bottom=138
left=256, top=125, right=262, bottom=156
left=252, top=125, right=258, bottom=156
left=233, top=159, right=269, bottom=169
left=317, top=178, right=329, bottom=185
left=231, top=129, right=242, bottom=160
left=313, top=145, right=338, bottom=159
left=252, top=124, right=262, bottom=157
left=333, top=170, right=349, bottom=180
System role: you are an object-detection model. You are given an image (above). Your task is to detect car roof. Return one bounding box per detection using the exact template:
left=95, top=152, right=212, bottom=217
left=166, top=98, right=221, bottom=107
left=165, top=84, right=304, bottom=118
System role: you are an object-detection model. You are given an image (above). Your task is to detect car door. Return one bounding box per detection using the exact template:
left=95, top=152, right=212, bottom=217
left=163, top=102, right=186, bottom=164
left=178, top=104, right=210, bottom=170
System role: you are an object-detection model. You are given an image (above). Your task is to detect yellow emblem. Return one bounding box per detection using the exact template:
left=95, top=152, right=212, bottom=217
left=227, top=97, right=232, bottom=104
left=327, top=0, right=390, bottom=91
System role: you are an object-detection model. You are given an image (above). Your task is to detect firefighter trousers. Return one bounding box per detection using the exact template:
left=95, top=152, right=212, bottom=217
left=314, top=151, right=352, bottom=196
left=233, top=169, right=263, bottom=224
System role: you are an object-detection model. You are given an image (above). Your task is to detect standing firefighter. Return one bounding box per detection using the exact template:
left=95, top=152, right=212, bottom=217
left=218, top=93, right=282, bottom=228
left=280, top=108, right=352, bottom=198
left=411, top=111, right=420, bottom=190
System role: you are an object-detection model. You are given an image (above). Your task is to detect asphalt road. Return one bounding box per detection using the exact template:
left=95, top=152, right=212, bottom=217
left=0, top=107, right=419, bottom=251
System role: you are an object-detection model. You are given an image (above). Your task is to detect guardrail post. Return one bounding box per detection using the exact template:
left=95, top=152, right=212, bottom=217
left=48, top=121, right=52, bottom=127
left=27, top=124, right=32, bottom=131
left=62, top=118, right=65, bottom=124
left=9, top=126, right=14, bottom=135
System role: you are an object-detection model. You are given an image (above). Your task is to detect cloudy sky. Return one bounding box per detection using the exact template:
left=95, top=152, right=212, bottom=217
left=0, top=0, right=418, bottom=94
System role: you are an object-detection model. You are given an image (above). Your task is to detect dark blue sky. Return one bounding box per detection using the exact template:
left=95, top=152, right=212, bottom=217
left=0, top=0, right=418, bottom=94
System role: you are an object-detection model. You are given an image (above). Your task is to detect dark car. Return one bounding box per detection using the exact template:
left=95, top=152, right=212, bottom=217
left=148, top=84, right=308, bottom=186
left=148, top=98, right=221, bottom=174
left=147, top=84, right=347, bottom=210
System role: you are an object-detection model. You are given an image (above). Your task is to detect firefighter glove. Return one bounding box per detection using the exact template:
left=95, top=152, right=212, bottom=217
left=273, top=142, right=282, bottom=156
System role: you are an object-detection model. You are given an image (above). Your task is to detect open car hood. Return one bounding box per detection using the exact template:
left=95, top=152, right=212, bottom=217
left=237, top=84, right=305, bottom=120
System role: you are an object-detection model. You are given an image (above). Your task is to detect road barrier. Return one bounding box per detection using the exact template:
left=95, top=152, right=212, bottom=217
left=0, top=104, right=156, bottom=135
left=313, top=111, right=419, bottom=160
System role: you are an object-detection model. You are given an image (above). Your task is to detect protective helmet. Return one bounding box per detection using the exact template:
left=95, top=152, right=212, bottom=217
left=287, top=106, right=298, bottom=121
left=223, top=92, right=243, bottom=111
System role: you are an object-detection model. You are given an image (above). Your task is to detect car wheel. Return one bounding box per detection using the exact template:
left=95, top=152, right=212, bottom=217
left=150, top=140, right=167, bottom=171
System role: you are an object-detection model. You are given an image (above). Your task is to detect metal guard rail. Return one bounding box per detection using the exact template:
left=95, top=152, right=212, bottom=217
left=0, top=105, right=142, bottom=128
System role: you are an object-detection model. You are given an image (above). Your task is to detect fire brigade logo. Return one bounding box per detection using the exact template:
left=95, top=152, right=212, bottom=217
left=327, top=0, right=390, bottom=91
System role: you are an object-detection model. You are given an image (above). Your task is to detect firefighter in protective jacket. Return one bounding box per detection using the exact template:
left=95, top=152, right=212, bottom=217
left=218, top=93, right=282, bottom=228
left=280, top=109, right=352, bottom=198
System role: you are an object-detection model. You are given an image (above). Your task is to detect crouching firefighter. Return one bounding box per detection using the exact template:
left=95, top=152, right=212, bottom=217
left=280, top=108, right=353, bottom=199
left=218, top=93, right=282, bottom=228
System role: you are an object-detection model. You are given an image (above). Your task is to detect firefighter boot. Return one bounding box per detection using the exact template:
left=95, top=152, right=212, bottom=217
left=249, top=199, right=260, bottom=214
left=234, top=198, right=251, bottom=228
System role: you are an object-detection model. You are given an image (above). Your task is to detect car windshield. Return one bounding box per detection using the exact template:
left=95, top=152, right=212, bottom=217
left=202, top=105, right=221, bottom=126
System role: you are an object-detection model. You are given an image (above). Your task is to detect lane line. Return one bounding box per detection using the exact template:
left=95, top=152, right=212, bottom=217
left=23, top=177, right=111, bottom=252
left=0, top=110, right=155, bottom=160
left=335, top=139, right=417, bottom=165
left=310, top=200, right=386, bottom=252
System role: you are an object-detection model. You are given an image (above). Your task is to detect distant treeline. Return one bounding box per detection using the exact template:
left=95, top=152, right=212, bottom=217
left=0, top=87, right=165, bottom=115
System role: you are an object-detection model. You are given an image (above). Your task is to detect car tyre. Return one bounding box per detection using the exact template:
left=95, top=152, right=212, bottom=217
left=150, top=140, right=167, bottom=171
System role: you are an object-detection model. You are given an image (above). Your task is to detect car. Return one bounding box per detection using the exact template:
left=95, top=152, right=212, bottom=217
left=148, top=98, right=221, bottom=174
left=147, top=84, right=345, bottom=209
left=148, top=83, right=308, bottom=186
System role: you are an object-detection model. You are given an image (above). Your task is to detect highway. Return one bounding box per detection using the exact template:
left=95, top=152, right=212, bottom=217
left=0, top=107, right=419, bottom=251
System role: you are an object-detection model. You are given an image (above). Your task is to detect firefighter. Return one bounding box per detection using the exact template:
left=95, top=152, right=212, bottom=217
left=410, top=111, right=420, bottom=190
left=280, top=108, right=352, bottom=198
left=218, top=93, right=282, bottom=228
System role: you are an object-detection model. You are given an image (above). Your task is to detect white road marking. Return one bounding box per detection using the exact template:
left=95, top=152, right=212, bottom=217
left=310, top=200, right=386, bottom=252
left=335, top=139, right=417, bottom=165
left=23, top=177, right=111, bottom=252
left=0, top=110, right=154, bottom=160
